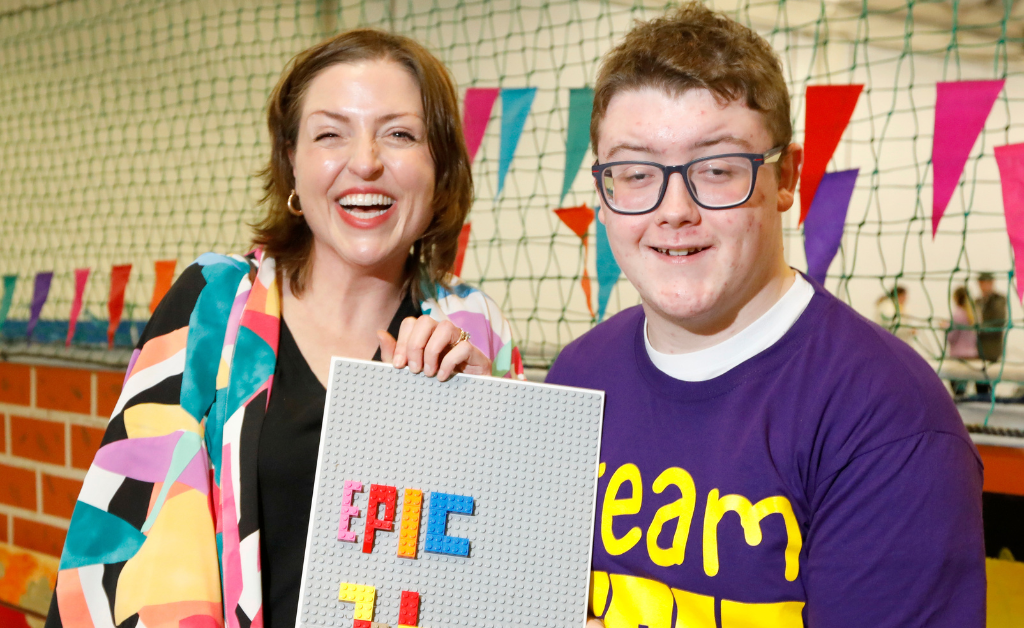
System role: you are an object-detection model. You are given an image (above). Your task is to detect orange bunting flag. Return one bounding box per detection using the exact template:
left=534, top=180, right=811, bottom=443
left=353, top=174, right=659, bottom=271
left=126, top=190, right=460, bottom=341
left=149, top=260, right=177, bottom=314
left=554, top=204, right=595, bottom=319
left=453, top=223, right=472, bottom=278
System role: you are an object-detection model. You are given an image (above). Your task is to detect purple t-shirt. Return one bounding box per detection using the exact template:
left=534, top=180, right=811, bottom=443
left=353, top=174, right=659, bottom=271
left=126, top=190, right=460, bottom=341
left=546, top=284, right=985, bottom=628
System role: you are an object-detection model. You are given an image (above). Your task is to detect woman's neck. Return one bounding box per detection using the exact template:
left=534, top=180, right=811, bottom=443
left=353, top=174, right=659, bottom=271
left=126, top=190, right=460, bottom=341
left=279, top=246, right=411, bottom=384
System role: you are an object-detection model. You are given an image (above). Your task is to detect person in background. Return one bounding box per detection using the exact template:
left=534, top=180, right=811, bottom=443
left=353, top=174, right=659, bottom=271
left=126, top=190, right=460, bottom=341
left=875, top=284, right=915, bottom=342
left=546, top=4, right=985, bottom=627
left=46, top=29, right=514, bottom=628
left=946, top=285, right=979, bottom=398
left=975, top=271, right=1007, bottom=398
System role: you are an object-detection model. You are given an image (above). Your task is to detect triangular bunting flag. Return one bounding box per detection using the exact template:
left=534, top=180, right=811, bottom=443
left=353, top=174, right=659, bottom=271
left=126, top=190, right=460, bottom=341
left=994, top=144, right=1024, bottom=302
left=596, top=217, right=621, bottom=321
left=554, top=204, right=596, bottom=319
left=932, top=80, right=1005, bottom=237
left=453, top=223, right=472, bottom=278
left=560, top=87, right=595, bottom=204
left=0, top=275, right=16, bottom=334
left=150, top=260, right=177, bottom=314
left=511, top=346, right=524, bottom=380
left=800, top=84, right=863, bottom=224
left=803, top=169, right=859, bottom=286
left=463, top=88, right=500, bottom=164
left=27, top=271, right=53, bottom=343
left=67, top=268, right=91, bottom=346
left=108, top=264, right=132, bottom=348
left=497, top=87, right=537, bottom=198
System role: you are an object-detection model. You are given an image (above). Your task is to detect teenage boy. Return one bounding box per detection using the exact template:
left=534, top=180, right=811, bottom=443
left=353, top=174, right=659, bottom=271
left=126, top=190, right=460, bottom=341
left=546, top=4, right=985, bottom=627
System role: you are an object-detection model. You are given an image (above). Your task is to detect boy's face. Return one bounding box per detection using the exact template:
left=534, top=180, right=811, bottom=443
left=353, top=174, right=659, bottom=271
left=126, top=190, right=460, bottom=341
left=595, top=87, right=800, bottom=331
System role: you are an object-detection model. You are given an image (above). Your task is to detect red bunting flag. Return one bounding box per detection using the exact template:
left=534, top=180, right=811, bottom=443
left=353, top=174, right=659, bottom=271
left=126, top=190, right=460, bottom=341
left=66, top=268, right=90, bottom=347
left=108, top=264, right=132, bottom=349
left=554, top=204, right=595, bottom=319
left=149, top=259, right=177, bottom=314
left=799, top=84, right=863, bottom=225
left=453, top=223, right=472, bottom=278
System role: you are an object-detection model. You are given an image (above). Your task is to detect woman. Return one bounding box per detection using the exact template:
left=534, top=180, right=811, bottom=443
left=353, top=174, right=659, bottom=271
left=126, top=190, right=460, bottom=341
left=46, top=29, right=514, bottom=628
left=947, top=285, right=978, bottom=397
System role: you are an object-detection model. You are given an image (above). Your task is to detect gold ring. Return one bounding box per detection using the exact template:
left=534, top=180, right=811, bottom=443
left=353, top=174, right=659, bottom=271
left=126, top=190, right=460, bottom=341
left=447, top=328, right=470, bottom=351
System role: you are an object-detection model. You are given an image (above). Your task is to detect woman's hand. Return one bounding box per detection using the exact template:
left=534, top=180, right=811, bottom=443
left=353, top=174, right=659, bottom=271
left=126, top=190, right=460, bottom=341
left=377, top=315, right=491, bottom=381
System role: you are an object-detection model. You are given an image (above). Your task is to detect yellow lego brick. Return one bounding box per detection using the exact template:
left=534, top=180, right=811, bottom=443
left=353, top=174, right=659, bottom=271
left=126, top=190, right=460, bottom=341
left=338, top=582, right=376, bottom=620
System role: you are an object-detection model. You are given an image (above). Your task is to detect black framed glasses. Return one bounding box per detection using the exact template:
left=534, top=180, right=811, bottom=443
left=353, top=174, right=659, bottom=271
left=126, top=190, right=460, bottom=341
left=591, top=146, right=784, bottom=214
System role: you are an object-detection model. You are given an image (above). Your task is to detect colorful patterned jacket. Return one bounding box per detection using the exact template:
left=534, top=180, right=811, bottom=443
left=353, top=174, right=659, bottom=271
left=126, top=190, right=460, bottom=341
left=48, top=251, right=516, bottom=628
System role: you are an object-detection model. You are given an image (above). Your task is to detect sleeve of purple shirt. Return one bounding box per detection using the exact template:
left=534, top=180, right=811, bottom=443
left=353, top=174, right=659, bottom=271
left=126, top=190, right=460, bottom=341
left=803, top=430, right=986, bottom=627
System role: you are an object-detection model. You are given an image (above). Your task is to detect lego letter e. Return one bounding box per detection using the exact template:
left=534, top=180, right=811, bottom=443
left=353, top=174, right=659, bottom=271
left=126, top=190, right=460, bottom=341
left=338, top=480, right=364, bottom=542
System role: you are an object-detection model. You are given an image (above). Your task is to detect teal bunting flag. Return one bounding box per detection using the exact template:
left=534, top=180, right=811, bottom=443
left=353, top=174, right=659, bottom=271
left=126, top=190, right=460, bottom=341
left=0, top=274, right=16, bottom=333
left=596, top=217, right=621, bottom=321
left=561, top=87, right=594, bottom=203
left=496, top=87, right=537, bottom=198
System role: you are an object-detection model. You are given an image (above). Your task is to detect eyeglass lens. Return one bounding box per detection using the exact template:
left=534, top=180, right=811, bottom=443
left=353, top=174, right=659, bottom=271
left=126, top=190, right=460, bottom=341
left=601, top=157, right=756, bottom=212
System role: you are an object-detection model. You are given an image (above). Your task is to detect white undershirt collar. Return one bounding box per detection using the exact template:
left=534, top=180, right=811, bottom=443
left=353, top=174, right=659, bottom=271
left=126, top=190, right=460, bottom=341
left=644, top=273, right=815, bottom=381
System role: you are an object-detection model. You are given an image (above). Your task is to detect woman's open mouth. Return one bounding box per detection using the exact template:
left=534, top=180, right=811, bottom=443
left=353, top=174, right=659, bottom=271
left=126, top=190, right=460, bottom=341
left=338, top=193, right=396, bottom=217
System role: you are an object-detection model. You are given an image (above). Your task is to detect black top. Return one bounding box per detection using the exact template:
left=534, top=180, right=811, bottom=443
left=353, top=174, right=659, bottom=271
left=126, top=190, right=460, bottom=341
left=258, top=293, right=420, bottom=628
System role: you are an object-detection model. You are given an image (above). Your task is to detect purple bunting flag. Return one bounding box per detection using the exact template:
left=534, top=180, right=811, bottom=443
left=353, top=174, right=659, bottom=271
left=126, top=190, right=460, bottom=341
left=27, top=271, right=53, bottom=343
left=803, top=169, right=859, bottom=286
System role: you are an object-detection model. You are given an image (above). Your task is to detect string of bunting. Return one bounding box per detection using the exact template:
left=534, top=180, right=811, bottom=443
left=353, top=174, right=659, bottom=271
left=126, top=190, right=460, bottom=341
left=3, top=80, right=1023, bottom=347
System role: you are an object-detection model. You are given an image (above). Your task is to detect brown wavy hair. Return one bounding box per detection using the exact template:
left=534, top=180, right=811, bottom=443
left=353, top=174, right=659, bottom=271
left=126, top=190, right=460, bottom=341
left=591, top=2, right=792, bottom=155
left=252, top=29, right=472, bottom=300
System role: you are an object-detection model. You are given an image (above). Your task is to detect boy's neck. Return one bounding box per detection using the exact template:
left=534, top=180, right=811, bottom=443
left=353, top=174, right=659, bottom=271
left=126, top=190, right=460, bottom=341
left=644, top=265, right=798, bottom=355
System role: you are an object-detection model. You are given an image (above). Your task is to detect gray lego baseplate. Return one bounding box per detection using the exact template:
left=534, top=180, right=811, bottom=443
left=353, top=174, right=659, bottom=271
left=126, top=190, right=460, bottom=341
left=297, top=358, right=605, bottom=628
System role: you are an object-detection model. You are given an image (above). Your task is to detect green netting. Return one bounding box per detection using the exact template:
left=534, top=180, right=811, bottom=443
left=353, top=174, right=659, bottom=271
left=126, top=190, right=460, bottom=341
left=2, top=0, right=1023, bottom=388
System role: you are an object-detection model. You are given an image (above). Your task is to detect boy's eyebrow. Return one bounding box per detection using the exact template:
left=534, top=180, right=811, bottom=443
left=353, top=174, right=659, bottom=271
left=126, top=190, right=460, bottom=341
left=605, top=142, right=654, bottom=160
left=692, top=135, right=754, bottom=150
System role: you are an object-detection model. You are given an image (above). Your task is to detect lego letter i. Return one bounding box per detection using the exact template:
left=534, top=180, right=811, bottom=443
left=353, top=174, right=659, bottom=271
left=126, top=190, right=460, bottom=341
left=338, top=481, right=363, bottom=542
left=363, top=484, right=397, bottom=553
left=425, top=492, right=474, bottom=557
left=398, top=488, right=423, bottom=558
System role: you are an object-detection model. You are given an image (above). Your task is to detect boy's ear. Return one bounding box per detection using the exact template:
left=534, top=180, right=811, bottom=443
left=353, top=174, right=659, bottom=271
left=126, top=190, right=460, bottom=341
left=776, top=142, right=803, bottom=213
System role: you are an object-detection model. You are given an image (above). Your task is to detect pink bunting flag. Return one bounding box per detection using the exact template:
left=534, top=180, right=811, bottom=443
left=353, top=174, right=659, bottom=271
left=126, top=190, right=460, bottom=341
left=995, top=143, right=1024, bottom=302
left=149, top=259, right=177, bottom=314
left=554, top=204, right=595, bottom=319
left=463, top=88, right=500, bottom=164
left=932, top=80, right=1005, bottom=237
left=108, top=264, right=132, bottom=349
left=66, top=268, right=91, bottom=347
left=453, top=223, right=472, bottom=278
left=800, top=84, right=863, bottom=225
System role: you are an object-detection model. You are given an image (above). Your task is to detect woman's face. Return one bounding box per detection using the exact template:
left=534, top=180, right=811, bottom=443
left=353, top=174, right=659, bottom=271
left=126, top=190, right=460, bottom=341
left=290, top=59, right=435, bottom=278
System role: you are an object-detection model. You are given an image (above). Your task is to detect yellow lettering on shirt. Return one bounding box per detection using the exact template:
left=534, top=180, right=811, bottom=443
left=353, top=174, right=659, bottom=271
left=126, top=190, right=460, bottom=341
left=720, top=599, right=805, bottom=628
left=702, top=490, right=802, bottom=581
left=590, top=570, right=611, bottom=618
left=646, top=467, right=697, bottom=567
left=671, top=587, right=716, bottom=628
left=602, top=463, right=643, bottom=555
left=604, top=573, right=673, bottom=628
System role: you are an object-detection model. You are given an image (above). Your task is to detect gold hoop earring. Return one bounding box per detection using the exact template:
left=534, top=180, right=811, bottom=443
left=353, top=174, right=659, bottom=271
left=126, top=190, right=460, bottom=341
left=287, top=190, right=303, bottom=216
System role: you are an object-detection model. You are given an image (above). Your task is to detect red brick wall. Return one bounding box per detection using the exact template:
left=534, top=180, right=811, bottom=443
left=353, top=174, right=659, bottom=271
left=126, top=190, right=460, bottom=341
left=0, top=361, right=121, bottom=559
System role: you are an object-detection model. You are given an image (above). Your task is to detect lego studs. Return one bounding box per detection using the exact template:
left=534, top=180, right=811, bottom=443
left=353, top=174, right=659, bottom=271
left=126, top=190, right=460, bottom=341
left=398, top=489, right=423, bottom=559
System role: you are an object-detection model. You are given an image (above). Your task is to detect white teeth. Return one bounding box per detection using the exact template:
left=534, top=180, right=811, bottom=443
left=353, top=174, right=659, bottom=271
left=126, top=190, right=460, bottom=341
left=654, top=246, right=706, bottom=256
left=338, top=193, right=396, bottom=207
